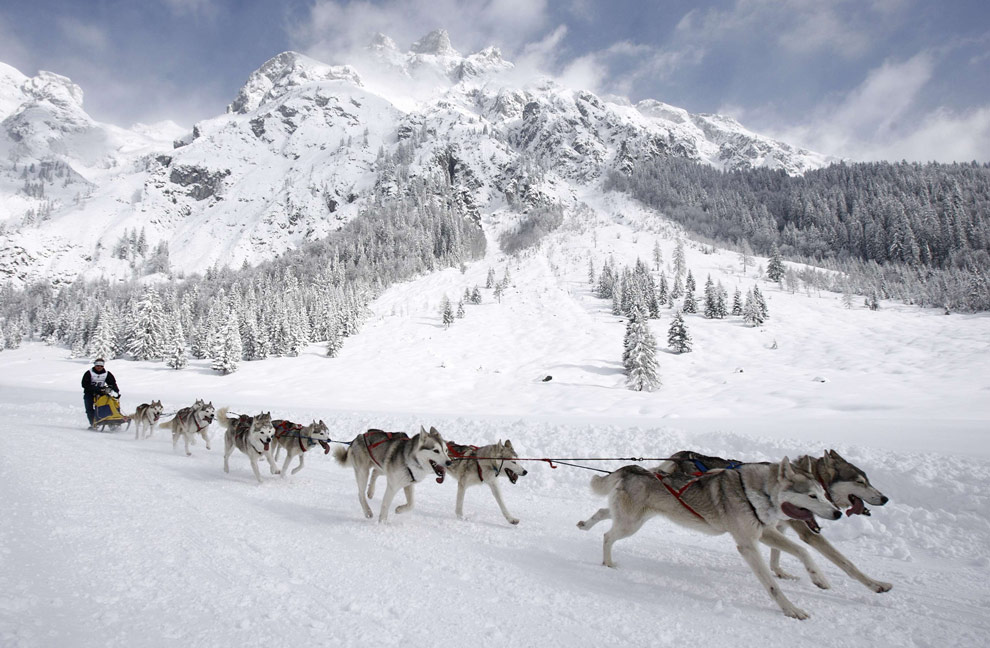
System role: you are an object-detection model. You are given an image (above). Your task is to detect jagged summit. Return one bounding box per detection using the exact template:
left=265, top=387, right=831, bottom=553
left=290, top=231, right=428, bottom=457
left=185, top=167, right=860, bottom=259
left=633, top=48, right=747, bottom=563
left=227, top=51, right=362, bottom=115
left=409, top=29, right=459, bottom=56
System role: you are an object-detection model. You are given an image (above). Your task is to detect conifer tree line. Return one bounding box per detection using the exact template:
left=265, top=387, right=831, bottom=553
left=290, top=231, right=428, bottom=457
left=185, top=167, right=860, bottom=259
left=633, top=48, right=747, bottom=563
left=605, top=159, right=990, bottom=311
left=0, top=177, right=487, bottom=369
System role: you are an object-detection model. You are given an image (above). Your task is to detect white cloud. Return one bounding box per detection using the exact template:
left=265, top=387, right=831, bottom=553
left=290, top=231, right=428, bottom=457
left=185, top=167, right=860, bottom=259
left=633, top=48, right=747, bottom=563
left=289, top=0, right=551, bottom=64
left=766, top=52, right=990, bottom=162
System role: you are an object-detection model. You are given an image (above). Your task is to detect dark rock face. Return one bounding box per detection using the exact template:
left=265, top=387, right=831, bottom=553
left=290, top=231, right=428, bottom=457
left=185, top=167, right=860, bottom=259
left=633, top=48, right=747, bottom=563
left=168, top=165, right=231, bottom=201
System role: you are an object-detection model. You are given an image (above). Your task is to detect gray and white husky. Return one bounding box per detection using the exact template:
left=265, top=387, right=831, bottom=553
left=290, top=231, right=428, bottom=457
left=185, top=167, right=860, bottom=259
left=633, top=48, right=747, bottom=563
left=218, top=407, right=279, bottom=484
left=132, top=400, right=164, bottom=440
left=445, top=439, right=528, bottom=525
left=272, top=419, right=331, bottom=478
left=334, top=426, right=451, bottom=523
left=659, top=449, right=892, bottom=593
left=577, top=458, right=841, bottom=620
left=159, top=399, right=214, bottom=456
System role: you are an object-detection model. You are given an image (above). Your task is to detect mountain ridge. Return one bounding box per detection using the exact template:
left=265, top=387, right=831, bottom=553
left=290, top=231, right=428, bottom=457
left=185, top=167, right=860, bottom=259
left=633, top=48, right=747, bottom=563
left=0, top=30, right=832, bottom=287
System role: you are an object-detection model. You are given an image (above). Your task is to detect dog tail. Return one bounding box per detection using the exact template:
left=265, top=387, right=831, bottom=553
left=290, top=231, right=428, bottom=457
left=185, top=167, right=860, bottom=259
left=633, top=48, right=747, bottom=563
left=158, top=417, right=174, bottom=430
left=216, top=407, right=231, bottom=429
left=333, top=445, right=350, bottom=465
left=590, top=471, right=622, bottom=497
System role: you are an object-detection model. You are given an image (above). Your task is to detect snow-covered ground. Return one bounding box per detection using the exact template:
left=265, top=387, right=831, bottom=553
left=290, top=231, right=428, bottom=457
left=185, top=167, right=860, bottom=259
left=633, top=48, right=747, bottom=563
left=2, top=221, right=989, bottom=647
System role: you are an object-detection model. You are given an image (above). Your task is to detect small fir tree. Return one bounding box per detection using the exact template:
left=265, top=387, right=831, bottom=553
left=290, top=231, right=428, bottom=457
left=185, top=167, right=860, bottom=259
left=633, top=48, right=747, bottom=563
left=667, top=311, right=692, bottom=354
left=440, top=295, right=454, bottom=329
left=623, top=310, right=660, bottom=392
left=767, top=244, right=785, bottom=283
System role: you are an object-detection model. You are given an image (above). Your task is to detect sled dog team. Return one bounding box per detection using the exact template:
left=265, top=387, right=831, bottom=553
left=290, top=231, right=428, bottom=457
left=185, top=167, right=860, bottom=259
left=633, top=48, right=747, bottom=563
left=143, top=398, right=891, bottom=620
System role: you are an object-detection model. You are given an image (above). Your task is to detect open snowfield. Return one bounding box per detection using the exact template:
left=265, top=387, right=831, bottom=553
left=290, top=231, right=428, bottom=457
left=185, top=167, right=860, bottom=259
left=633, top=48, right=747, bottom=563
left=2, top=220, right=990, bottom=647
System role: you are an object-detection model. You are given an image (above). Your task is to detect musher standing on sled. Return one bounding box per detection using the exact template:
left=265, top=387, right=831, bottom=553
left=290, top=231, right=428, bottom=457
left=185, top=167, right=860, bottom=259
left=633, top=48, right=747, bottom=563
left=81, top=358, right=119, bottom=429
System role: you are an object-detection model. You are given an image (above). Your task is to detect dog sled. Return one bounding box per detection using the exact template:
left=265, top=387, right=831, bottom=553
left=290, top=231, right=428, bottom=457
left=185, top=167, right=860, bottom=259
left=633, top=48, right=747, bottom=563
left=93, top=387, right=131, bottom=431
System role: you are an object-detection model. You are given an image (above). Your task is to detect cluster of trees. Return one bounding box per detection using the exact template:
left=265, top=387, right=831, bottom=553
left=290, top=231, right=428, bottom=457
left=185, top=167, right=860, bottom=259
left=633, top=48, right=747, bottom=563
left=593, top=238, right=773, bottom=391
left=0, top=176, right=487, bottom=372
left=439, top=266, right=512, bottom=329
left=606, top=159, right=990, bottom=311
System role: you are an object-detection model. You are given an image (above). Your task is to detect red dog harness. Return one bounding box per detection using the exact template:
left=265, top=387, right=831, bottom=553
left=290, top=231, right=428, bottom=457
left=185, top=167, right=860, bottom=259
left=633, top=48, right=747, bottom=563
left=655, top=472, right=707, bottom=521
left=446, top=442, right=484, bottom=481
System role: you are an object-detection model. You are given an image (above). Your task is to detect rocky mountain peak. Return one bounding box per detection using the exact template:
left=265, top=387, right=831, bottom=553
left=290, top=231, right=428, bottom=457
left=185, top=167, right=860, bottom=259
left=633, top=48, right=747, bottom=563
left=21, top=71, right=85, bottom=110
left=227, top=51, right=363, bottom=114
left=410, top=29, right=459, bottom=57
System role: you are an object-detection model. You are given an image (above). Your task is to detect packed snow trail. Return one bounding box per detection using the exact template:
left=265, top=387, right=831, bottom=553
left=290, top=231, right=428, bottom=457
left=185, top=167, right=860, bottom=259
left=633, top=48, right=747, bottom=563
left=2, top=386, right=989, bottom=647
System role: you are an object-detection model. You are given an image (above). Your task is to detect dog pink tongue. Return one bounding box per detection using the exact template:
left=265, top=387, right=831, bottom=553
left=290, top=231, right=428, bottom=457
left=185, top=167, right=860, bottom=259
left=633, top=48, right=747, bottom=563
left=263, top=441, right=270, bottom=452
left=846, top=495, right=868, bottom=516
left=781, top=502, right=812, bottom=521
left=320, top=440, right=330, bottom=454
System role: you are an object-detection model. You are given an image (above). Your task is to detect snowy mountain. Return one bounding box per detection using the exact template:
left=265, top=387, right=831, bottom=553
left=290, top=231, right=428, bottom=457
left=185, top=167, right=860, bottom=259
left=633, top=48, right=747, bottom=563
left=0, top=30, right=831, bottom=287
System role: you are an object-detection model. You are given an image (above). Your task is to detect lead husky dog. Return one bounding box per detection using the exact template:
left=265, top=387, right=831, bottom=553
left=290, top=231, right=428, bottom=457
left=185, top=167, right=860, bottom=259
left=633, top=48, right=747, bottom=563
left=659, top=449, right=892, bottom=593
left=334, top=426, right=451, bottom=523
left=577, top=458, right=841, bottom=620
left=159, top=399, right=215, bottom=456
left=271, top=419, right=331, bottom=478
left=444, top=439, right=528, bottom=525
left=132, top=400, right=164, bottom=440
left=218, top=407, right=279, bottom=484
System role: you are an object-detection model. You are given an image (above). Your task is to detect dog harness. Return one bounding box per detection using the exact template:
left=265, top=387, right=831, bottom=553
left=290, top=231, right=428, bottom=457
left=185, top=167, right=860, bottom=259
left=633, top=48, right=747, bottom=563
left=274, top=420, right=311, bottom=452
left=446, top=442, right=486, bottom=481
left=690, top=457, right=741, bottom=475
left=654, top=473, right=707, bottom=521
left=178, top=407, right=210, bottom=433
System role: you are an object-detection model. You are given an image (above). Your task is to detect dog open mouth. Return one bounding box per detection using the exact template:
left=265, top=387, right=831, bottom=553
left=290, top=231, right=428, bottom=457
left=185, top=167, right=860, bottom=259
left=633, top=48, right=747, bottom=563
left=263, top=440, right=270, bottom=452
left=319, top=440, right=330, bottom=454
left=781, top=502, right=821, bottom=534
left=506, top=468, right=520, bottom=484
left=846, top=494, right=870, bottom=517
left=430, top=460, right=446, bottom=484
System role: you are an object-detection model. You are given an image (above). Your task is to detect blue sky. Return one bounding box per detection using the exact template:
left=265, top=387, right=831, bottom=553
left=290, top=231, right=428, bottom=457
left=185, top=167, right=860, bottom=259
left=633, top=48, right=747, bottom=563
left=2, top=0, right=989, bottom=162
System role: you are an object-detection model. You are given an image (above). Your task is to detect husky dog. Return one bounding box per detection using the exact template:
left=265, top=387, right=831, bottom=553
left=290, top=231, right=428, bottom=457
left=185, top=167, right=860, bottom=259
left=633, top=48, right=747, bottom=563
left=159, top=400, right=215, bottom=456
left=272, top=419, right=331, bottom=478
left=132, top=400, right=164, bottom=440
left=577, top=458, right=841, bottom=620
left=217, top=407, right=279, bottom=484
left=659, top=449, right=892, bottom=593
left=444, top=439, right=528, bottom=525
left=334, top=426, right=451, bottom=523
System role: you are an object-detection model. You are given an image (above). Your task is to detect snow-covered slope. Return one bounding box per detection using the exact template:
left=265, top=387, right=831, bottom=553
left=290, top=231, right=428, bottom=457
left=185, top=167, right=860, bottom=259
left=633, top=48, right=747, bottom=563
left=0, top=30, right=831, bottom=287
left=1, top=214, right=987, bottom=646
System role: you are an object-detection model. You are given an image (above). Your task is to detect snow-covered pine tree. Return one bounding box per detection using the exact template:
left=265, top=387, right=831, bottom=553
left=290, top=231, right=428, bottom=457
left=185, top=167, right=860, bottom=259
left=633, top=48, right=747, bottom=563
left=657, top=272, right=669, bottom=306
left=212, top=318, right=241, bottom=375
left=685, top=270, right=696, bottom=294
left=493, top=283, right=504, bottom=303
left=89, top=305, right=117, bottom=361
left=325, top=322, right=343, bottom=358
left=126, top=287, right=167, bottom=361
left=165, top=338, right=187, bottom=370
left=767, top=243, right=785, bottom=283
left=667, top=311, right=692, bottom=353
left=456, top=299, right=466, bottom=318
left=623, top=310, right=660, bottom=392
left=673, top=239, right=686, bottom=279
left=743, top=288, right=766, bottom=326
left=753, top=285, right=768, bottom=319
left=587, top=258, right=596, bottom=284
left=652, top=240, right=663, bottom=271
left=440, top=295, right=454, bottom=329
left=715, top=282, right=728, bottom=319
left=683, top=290, right=697, bottom=314
left=732, top=287, right=743, bottom=315
left=470, top=286, right=482, bottom=304
left=670, top=274, right=684, bottom=303
left=703, top=275, right=717, bottom=319
left=485, top=267, right=496, bottom=289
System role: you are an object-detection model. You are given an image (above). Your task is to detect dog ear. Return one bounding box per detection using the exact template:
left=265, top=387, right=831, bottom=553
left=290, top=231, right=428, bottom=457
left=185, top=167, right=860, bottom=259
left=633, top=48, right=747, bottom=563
left=828, top=449, right=846, bottom=463
left=504, top=439, right=513, bottom=449
left=419, top=425, right=427, bottom=435
left=799, top=455, right=814, bottom=473
left=429, top=426, right=440, bottom=435
left=780, top=456, right=796, bottom=479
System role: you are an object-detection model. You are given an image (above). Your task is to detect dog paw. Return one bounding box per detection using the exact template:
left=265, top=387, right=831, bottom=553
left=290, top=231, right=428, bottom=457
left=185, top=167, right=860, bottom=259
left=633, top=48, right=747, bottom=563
left=576, top=521, right=588, bottom=530
left=811, top=575, right=831, bottom=590
left=772, top=567, right=798, bottom=580
left=508, top=518, right=520, bottom=525
left=869, top=581, right=893, bottom=593
left=783, top=606, right=810, bottom=620
left=363, top=510, right=374, bottom=519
